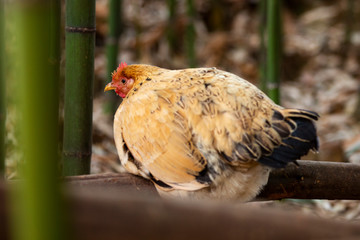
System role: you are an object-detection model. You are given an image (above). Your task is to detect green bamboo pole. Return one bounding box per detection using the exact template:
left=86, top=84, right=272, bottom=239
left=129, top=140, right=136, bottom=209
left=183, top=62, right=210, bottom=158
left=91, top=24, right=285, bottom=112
left=210, top=0, right=224, bottom=31
left=105, top=0, right=122, bottom=113
left=266, top=0, right=281, bottom=104
left=343, top=0, right=355, bottom=59
left=63, top=0, right=96, bottom=175
left=185, top=0, right=196, bottom=67
left=10, top=1, right=67, bottom=240
left=0, top=0, right=5, bottom=176
left=166, top=0, right=177, bottom=56
left=259, top=0, right=267, bottom=93
left=351, top=1, right=360, bottom=121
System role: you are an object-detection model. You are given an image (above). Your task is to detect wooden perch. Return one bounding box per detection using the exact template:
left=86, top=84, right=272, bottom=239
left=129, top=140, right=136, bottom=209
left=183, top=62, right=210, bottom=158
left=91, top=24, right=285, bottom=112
left=258, top=160, right=360, bottom=200
left=1, top=182, right=360, bottom=240
left=66, top=161, right=360, bottom=200
left=1, top=161, right=360, bottom=239
left=66, top=171, right=158, bottom=196
left=68, top=191, right=360, bottom=240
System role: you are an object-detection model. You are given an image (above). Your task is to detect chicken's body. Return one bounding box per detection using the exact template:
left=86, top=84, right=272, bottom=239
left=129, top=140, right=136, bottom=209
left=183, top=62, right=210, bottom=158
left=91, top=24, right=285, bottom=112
left=105, top=63, right=319, bottom=201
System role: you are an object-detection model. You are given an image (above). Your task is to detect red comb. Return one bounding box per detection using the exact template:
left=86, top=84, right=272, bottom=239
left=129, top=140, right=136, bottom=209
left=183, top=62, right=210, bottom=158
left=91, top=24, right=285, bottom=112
left=117, top=62, right=128, bottom=72
left=111, top=62, right=128, bottom=79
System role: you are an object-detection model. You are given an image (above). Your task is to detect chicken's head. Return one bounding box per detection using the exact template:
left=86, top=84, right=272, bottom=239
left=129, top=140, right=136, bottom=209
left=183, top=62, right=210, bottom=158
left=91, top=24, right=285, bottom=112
left=104, top=62, right=134, bottom=98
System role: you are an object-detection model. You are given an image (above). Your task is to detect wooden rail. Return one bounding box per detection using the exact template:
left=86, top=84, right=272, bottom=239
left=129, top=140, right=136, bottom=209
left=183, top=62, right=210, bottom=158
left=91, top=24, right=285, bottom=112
left=67, top=190, right=360, bottom=240
left=1, top=161, right=359, bottom=239
left=66, top=161, right=360, bottom=200
left=258, top=160, right=360, bottom=200
left=1, top=182, right=360, bottom=240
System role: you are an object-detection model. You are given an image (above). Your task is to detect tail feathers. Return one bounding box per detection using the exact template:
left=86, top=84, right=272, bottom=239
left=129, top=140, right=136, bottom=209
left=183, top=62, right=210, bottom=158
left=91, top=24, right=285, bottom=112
left=257, top=109, right=319, bottom=169
left=281, top=109, right=319, bottom=121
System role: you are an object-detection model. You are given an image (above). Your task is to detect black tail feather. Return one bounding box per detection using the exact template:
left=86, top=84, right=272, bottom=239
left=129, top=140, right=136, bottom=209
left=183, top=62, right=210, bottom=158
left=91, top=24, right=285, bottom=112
left=258, top=117, right=318, bottom=169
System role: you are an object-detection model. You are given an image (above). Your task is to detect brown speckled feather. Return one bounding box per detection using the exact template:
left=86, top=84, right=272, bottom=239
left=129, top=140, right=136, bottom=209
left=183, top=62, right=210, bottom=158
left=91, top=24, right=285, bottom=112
left=110, top=64, right=319, bottom=201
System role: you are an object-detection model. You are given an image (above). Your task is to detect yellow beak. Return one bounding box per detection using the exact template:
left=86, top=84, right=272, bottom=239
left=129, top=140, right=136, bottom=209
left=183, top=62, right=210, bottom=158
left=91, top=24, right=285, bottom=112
left=104, top=82, right=116, bottom=92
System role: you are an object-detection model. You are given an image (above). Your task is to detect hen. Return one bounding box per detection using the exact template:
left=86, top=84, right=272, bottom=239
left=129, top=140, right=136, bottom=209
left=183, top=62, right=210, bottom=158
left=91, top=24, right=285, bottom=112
left=105, top=62, right=319, bottom=201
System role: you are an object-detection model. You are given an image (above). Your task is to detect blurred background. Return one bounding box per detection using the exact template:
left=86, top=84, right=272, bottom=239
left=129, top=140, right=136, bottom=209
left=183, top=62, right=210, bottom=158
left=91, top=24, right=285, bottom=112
left=3, top=0, right=360, bottom=229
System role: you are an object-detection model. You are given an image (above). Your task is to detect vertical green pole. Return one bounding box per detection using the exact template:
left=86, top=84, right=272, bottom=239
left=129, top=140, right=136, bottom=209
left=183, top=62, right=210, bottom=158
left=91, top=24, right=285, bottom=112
left=186, top=0, right=196, bottom=67
left=266, top=0, right=281, bottom=104
left=0, top=0, right=5, bottom=176
left=343, top=0, right=354, bottom=59
left=166, top=0, right=177, bottom=56
left=63, top=0, right=96, bottom=175
left=106, top=0, right=122, bottom=113
left=348, top=3, right=360, bottom=121
left=209, top=0, right=224, bottom=31
left=11, top=1, right=67, bottom=240
left=259, top=0, right=267, bottom=93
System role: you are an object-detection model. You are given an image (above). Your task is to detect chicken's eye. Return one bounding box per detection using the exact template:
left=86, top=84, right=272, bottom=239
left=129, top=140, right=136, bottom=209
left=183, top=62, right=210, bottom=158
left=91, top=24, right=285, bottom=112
left=121, top=79, right=126, bottom=84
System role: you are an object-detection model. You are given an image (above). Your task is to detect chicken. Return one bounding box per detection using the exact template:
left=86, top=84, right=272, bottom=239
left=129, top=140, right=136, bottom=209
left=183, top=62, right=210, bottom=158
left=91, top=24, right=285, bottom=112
left=104, top=62, right=319, bottom=201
